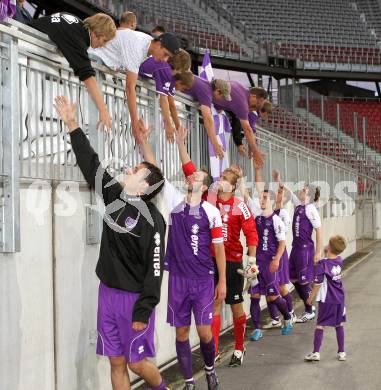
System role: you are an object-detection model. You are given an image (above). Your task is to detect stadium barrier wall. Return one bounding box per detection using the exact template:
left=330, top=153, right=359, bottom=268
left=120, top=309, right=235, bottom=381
left=0, top=19, right=373, bottom=389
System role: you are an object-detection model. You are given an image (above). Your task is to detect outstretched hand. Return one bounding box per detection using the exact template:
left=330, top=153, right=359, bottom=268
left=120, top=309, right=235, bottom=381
left=174, top=125, right=188, bottom=144
left=54, top=96, right=78, bottom=132
left=137, top=117, right=151, bottom=143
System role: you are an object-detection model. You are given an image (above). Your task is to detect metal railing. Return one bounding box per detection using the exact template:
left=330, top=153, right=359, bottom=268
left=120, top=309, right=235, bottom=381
left=0, top=19, right=378, bottom=253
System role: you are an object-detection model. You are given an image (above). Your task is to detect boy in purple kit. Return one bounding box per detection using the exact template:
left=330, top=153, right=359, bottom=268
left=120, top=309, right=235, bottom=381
left=242, top=162, right=294, bottom=340
left=263, top=183, right=296, bottom=329
left=273, top=170, right=323, bottom=323
left=174, top=71, right=231, bottom=160
left=137, top=124, right=227, bottom=390
left=305, top=235, right=347, bottom=362
left=54, top=97, right=168, bottom=390
left=139, top=49, right=190, bottom=142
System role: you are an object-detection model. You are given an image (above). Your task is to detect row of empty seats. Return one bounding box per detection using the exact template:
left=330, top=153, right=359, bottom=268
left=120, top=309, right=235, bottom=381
left=265, top=107, right=380, bottom=178
left=298, top=98, right=381, bottom=153
left=207, top=0, right=381, bottom=64
left=86, top=0, right=244, bottom=55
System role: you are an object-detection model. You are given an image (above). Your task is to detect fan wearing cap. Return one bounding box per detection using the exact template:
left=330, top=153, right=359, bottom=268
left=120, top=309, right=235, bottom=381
left=175, top=71, right=232, bottom=160
left=213, top=82, right=266, bottom=167
left=89, top=29, right=181, bottom=141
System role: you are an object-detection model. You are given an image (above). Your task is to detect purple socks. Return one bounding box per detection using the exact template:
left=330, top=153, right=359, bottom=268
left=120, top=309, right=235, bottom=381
left=200, top=338, right=215, bottom=371
left=268, top=300, right=280, bottom=321
left=336, top=326, right=345, bottom=353
left=250, top=297, right=261, bottom=329
left=176, top=339, right=194, bottom=383
left=151, top=379, right=167, bottom=390
left=294, top=282, right=313, bottom=313
left=313, top=328, right=324, bottom=353
left=273, top=296, right=291, bottom=320
left=283, top=293, right=294, bottom=314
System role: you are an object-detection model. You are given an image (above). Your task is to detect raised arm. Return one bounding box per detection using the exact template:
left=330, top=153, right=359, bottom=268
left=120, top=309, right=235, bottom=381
left=83, top=76, right=112, bottom=131
left=54, top=96, right=122, bottom=203
left=254, top=160, right=265, bottom=194
left=125, top=71, right=141, bottom=140
left=273, top=169, right=300, bottom=206
left=168, top=95, right=181, bottom=130
left=200, top=105, right=224, bottom=159
left=159, top=94, right=175, bottom=143
left=175, top=125, right=192, bottom=166
left=240, top=119, right=264, bottom=167
left=136, top=119, right=158, bottom=167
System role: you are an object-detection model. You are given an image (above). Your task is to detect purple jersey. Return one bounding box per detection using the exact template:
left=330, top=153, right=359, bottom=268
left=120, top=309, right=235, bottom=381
left=139, top=56, right=175, bottom=96
left=248, top=111, right=258, bottom=133
left=255, top=213, right=286, bottom=258
left=314, top=257, right=345, bottom=304
left=165, top=198, right=223, bottom=280
left=183, top=75, right=213, bottom=107
left=213, top=81, right=250, bottom=120
left=292, top=196, right=321, bottom=247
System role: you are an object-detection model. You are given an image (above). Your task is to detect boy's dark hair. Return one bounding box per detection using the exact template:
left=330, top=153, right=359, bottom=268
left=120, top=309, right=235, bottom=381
left=200, top=167, right=213, bottom=193
left=329, top=235, right=347, bottom=255
left=263, top=188, right=276, bottom=201
left=249, top=86, right=268, bottom=100
left=141, top=162, right=165, bottom=201
left=307, top=184, right=321, bottom=202
left=152, top=25, right=166, bottom=34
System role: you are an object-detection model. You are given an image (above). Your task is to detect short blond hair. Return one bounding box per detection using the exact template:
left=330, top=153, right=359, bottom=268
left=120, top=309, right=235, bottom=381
left=260, top=100, right=273, bottom=114
left=168, top=49, right=191, bottom=72
left=329, top=235, right=347, bottom=255
left=83, top=13, right=116, bottom=42
left=120, top=11, right=137, bottom=27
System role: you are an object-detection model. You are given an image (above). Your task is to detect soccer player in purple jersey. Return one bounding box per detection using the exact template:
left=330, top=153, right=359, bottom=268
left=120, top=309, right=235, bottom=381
left=243, top=163, right=294, bottom=340
left=174, top=71, right=232, bottom=160
left=137, top=124, right=227, bottom=390
left=304, top=235, right=347, bottom=362
left=263, top=184, right=296, bottom=329
left=273, top=170, right=323, bottom=323
left=139, top=50, right=190, bottom=142
left=54, top=97, right=169, bottom=390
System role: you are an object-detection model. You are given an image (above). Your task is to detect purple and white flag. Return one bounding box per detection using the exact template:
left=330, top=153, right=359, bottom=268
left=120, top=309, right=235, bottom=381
left=199, top=51, right=214, bottom=82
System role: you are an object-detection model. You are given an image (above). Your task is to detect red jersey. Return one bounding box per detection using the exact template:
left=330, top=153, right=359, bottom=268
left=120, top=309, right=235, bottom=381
left=182, top=160, right=258, bottom=262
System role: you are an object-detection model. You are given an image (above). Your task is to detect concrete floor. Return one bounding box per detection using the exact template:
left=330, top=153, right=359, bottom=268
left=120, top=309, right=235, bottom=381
left=195, top=242, right=381, bottom=390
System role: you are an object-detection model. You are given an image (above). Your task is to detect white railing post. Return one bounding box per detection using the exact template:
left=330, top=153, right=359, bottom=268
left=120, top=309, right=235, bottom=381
left=0, top=32, right=20, bottom=253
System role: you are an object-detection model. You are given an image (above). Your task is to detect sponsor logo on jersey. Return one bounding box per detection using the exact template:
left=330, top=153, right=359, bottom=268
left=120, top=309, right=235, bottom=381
left=209, top=312, right=213, bottom=319
left=238, top=202, right=251, bottom=220
left=294, top=215, right=300, bottom=237
left=262, top=228, right=269, bottom=251
left=191, top=224, right=199, bottom=255
left=153, top=232, right=161, bottom=276
left=138, top=345, right=145, bottom=354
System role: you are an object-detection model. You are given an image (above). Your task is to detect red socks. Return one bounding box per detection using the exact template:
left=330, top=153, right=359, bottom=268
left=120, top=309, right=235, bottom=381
left=233, top=314, right=247, bottom=351
left=211, top=314, right=221, bottom=353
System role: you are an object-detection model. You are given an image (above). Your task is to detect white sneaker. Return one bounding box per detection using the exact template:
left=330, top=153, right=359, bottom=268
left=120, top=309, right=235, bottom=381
left=263, top=319, right=282, bottom=329
left=337, top=352, right=346, bottom=361
left=291, top=312, right=298, bottom=324
left=304, top=352, right=320, bottom=362
left=296, top=311, right=316, bottom=323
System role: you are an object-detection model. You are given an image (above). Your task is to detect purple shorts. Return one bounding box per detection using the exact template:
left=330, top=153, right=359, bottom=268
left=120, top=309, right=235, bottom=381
left=249, top=256, right=280, bottom=297
left=278, top=249, right=290, bottom=286
left=317, top=302, right=346, bottom=327
left=289, top=245, right=315, bottom=284
left=96, top=282, right=156, bottom=363
left=167, top=274, right=214, bottom=327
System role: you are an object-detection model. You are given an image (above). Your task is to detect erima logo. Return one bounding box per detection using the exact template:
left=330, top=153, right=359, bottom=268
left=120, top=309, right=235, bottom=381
left=138, top=345, right=144, bottom=354
left=153, top=232, right=161, bottom=276
left=191, top=224, right=199, bottom=255
left=234, top=294, right=240, bottom=300
left=332, top=265, right=342, bottom=281
left=269, top=288, right=274, bottom=293
left=209, top=312, right=213, bottom=319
